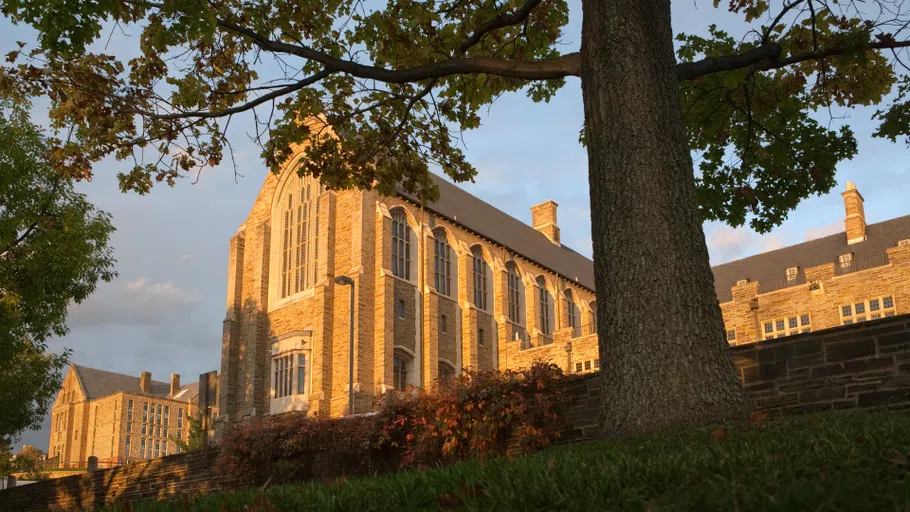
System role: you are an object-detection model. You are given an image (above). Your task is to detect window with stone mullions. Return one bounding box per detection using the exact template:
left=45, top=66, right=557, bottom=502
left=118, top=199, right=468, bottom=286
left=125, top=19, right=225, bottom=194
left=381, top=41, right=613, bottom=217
left=472, top=248, right=488, bottom=310
left=841, top=295, right=896, bottom=324
left=507, top=265, right=521, bottom=323
left=537, top=278, right=551, bottom=335
left=762, top=313, right=811, bottom=340
left=391, top=210, right=410, bottom=280
left=279, top=176, right=320, bottom=299
left=434, top=233, right=452, bottom=296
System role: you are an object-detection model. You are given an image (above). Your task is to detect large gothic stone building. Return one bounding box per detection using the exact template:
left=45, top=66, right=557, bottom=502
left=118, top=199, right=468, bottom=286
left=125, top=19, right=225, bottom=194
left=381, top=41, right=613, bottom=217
left=215, top=145, right=910, bottom=436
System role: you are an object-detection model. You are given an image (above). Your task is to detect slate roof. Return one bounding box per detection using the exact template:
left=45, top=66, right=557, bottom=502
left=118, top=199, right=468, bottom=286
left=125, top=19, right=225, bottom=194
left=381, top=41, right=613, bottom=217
left=72, top=365, right=197, bottom=402
left=397, top=173, right=597, bottom=291
left=711, top=214, right=910, bottom=299
left=399, top=174, right=910, bottom=301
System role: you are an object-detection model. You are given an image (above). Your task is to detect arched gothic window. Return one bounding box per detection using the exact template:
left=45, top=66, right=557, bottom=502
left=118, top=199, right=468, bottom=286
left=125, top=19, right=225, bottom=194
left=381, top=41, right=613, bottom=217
left=507, top=262, right=522, bottom=323
left=434, top=230, right=453, bottom=296
left=278, top=172, right=322, bottom=299
left=565, top=289, right=580, bottom=336
left=471, top=246, right=488, bottom=310
left=391, top=209, right=411, bottom=280
left=438, top=361, right=456, bottom=387
left=537, top=276, right=552, bottom=335
left=393, top=351, right=413, bottom=391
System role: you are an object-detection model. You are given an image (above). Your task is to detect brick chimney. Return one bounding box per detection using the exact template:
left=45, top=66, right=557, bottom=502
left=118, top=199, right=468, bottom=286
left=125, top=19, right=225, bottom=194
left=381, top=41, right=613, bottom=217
left=139, top=371, right=151, bottom=393
left=531, top=200, right=560, bottom=246
left=842, top=181, right=866, bottom=245
left=170, top=373, right=181, bottom=396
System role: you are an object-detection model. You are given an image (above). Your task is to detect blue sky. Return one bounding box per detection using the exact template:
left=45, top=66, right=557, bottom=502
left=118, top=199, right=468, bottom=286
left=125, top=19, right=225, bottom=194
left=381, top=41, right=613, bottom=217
left=4, top=1, right=909, bottom=450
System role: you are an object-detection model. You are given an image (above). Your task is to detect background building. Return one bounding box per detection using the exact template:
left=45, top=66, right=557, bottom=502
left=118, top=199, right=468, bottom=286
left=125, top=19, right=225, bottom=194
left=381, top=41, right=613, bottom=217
left=217, top=143, right=910, bottom=434
left=48, top=365, right=218, bottom=468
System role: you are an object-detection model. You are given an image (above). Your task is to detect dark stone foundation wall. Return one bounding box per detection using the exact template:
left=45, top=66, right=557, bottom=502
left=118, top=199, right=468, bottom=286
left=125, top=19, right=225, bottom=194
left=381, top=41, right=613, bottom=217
left=559, top=314, right=910, bottom=442
left=3, top=315, right=909, bottom=511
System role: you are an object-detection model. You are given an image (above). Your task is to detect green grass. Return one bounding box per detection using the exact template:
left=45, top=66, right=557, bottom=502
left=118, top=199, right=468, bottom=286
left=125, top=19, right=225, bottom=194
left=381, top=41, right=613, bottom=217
left=114, top=410, right=910, bottom=511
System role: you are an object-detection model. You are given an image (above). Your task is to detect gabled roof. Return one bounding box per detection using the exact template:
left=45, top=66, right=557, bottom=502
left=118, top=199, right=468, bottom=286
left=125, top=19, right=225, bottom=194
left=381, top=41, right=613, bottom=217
left=72, top=365, right=197, bottom=402
left=711, top=215, right=910, bottom=298
left=400, top=174, right=910, bottom=301
left=397, top=173, right=597, bottom=291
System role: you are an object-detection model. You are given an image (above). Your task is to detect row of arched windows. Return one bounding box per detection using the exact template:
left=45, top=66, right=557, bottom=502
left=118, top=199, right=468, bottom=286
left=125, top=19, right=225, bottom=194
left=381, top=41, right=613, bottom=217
left=388, top=207, right=595, bottom=333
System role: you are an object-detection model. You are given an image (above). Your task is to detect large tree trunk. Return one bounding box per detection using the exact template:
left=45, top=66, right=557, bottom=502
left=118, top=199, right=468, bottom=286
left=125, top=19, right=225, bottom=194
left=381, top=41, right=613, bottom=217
left=581, top=0, right=750, bottom=439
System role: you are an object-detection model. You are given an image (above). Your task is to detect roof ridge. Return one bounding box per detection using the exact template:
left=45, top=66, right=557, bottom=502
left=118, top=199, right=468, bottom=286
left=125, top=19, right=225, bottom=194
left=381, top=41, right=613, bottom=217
left=711, top=213, right=910, bottom=270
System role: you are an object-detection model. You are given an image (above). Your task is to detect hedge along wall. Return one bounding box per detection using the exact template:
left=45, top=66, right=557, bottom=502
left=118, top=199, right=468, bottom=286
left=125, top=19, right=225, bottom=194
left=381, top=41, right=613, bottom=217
left=3, top=314, right=910, bottom=512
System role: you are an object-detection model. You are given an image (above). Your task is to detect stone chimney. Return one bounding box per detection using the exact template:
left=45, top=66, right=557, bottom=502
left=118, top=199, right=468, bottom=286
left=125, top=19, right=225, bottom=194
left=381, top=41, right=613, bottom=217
left=170, top=373, right=181, bottom=396
left=139, top=371, right=151, bottom=393
left=842, top=181, right=866, bottom=245
left=531, top=200, right=560, bottom=246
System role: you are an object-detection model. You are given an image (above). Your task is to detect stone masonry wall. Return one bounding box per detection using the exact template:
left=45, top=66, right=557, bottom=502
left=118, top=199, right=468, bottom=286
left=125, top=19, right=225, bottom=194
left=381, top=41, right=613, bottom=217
left=559, top=313, right=910, bottom=443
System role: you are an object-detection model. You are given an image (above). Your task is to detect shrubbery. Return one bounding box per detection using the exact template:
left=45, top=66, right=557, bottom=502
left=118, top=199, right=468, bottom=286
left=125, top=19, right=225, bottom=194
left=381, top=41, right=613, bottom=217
left=217, top=362, right=569, bottom=484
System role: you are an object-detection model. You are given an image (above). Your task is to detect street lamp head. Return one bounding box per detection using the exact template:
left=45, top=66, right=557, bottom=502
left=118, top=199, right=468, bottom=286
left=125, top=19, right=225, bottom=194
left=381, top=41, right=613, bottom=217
left=334, top=275, right=354, bottom=286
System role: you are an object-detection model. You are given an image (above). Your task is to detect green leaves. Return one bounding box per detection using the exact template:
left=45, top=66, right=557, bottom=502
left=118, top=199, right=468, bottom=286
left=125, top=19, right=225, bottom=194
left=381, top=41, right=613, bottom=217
left=677, top=8, right=896, bottom=232
left=0, top=98, right=116, bottom=441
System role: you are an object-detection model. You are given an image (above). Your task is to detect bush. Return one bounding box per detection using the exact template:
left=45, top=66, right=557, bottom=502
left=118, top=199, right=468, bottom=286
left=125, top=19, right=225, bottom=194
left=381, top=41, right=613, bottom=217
left=376, top=362, right=569, bottom=468
left=217, top=413, right=390, bottom=486
left=217, top=362, right=570, bottom=485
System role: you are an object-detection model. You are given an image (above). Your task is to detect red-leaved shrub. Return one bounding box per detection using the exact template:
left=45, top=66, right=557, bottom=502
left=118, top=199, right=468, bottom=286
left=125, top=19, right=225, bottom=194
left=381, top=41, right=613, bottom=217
left=217, top=413, right=391, bottom=486
left=376, top=362, right=569, bottom=467
left=217, top=362, right=569, bottom=484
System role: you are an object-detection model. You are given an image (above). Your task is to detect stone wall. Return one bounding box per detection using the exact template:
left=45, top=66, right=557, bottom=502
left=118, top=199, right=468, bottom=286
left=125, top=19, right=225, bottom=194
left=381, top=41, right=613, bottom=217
left=0, top=450, right=232, bottom=512
left=558, top=313, right=910, bottom=443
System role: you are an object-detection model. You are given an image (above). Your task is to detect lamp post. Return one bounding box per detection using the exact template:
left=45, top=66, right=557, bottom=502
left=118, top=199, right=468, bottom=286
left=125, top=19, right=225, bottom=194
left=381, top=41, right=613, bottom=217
left=334, top=275, right=355, bottom=415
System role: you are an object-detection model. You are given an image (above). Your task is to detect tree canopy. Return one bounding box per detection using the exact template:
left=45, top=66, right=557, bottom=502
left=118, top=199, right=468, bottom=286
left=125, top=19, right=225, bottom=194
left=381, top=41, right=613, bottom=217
left=0, top=99, right=117, bottom=442
left=0, top=0, right=907, bottom=232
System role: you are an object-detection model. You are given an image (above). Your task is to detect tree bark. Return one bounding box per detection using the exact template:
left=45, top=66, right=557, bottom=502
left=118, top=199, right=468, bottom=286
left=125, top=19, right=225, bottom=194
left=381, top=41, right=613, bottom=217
left=580, top=0, right=750, bottom=439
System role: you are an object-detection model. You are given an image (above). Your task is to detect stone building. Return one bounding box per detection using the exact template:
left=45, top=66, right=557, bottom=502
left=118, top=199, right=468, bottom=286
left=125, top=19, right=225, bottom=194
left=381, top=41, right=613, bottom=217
left=48, top=365, right=218, bottom=468
left=216, top=141, right=910, bottom=433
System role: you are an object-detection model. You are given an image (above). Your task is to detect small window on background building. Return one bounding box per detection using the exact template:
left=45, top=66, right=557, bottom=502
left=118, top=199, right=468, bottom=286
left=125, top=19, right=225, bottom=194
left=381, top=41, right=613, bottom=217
left=584, top=360, right=592, bottom=371
left=594, top=359, right=600, bottom=369
left=575, top=362, right=583, bottom=372
left=397, top=299, right=406, bottom=318
left=842, top=296, right=896, bottom=324
left=839, top=253, right=853, bottom=268
left=786, top=267, right=799, bottom=281
left=726, top=329, right=736, bottom=342
left=763, top=314, right=811, bottom=339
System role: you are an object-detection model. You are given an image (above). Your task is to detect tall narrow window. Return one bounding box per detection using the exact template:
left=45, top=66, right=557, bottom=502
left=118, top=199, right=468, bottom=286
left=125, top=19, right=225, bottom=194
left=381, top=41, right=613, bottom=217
left=565, top=290, right=577, bottom=330
left=472, top=247, right=488, bottom=310
left=278, top=172, right=321, bottom=299
left=124, top=436, right=131, bottom=459
left=127, top=400, right=133, bottom=422
left=273, top=354, right=297, bottom=398
left=393, top=354, right=409, bottom=390
left=434, top=231, right=452, bottom=296
left=140, top=438, right=146, bottom=459
left=507, top=263, right=521, bottom=323
left=142, top=402, right=148, bottom=423
left=391, top=209, right=411, bottom=280
left=297, top=353, right=307, bottom=395
left=537, top=277, right=551, bottom=335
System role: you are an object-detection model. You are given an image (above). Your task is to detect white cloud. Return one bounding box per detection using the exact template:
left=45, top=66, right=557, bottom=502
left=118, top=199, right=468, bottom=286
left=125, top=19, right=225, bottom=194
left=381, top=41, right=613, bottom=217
left=67, top=278, right=200, bottom=328
left=706, top=226, right=751, bottom=264
left=803, top=221, right=843, bottom=242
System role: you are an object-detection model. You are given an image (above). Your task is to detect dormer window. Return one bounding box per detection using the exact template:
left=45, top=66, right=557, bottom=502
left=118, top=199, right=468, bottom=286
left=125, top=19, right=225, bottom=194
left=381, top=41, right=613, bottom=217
left=899, top=239, right=910, bottom=247
left=736, top=279, right=749, bottom=286
left=786, top=267, right=799, bottom=281
left=839, top=253, right=853, bottom=268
